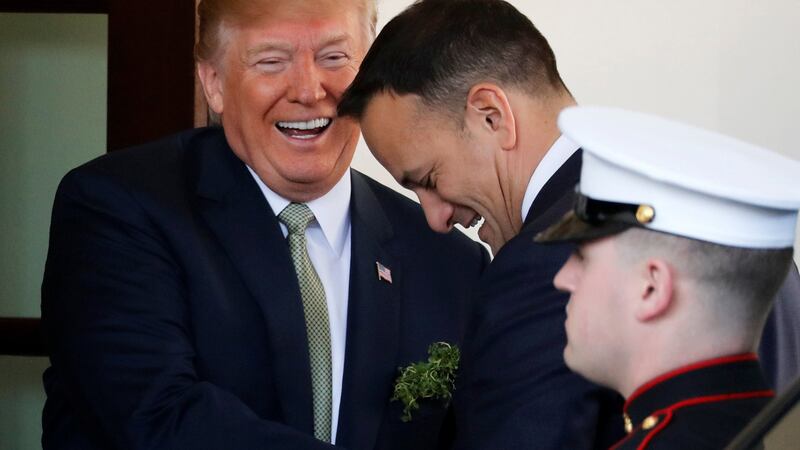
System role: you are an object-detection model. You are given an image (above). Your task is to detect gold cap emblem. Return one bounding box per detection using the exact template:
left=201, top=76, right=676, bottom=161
left=636, top=205, right=655, bottom=224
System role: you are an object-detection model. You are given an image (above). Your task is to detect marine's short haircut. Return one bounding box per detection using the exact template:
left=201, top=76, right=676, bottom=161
left=615, top=228, right=794, bottom=330
left=338, top=0, right=569, bottom=120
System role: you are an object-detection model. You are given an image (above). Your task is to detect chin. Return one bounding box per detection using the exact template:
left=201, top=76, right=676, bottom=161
left=563, top=346, right=573, bottom=368
left=563, top=345, right=584, bottom=374
left=565, top=350, right=609, bottom=388
left=285, top=157, right=345, bottom=182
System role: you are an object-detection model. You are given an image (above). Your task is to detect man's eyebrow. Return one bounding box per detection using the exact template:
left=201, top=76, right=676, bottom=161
left=399, top=168, right=423, bottom=188
left=399, top=168, right=431, bottom=189
left=317, top=33, right=350, bottom=47
left=245, top=34, right=351, bottom=59
left=399, top=172, right=414, bottom=188
left=245, top=41, right=294, bottom=58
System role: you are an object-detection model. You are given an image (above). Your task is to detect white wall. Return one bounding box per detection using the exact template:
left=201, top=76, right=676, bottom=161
left=351, top=0, right=800, bottom=263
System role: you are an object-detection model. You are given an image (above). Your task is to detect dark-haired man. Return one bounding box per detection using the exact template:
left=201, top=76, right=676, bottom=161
left=338, top=0, right=800, bottom=448
left=539, top=105, right=800, bottom=449
left=40, top=1, right=488, bottom=449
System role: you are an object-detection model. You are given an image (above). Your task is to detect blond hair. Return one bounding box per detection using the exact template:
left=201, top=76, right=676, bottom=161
left=195, top=0, right=377, bottom=63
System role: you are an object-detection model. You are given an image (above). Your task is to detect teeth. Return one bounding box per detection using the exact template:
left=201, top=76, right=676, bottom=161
left=277, top=118, right=331, bottom=130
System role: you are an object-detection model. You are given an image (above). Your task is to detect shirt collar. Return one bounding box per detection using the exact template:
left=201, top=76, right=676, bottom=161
left=247, top=166, right=352, bottom=257
left=521, top=134, right=580, bottom=221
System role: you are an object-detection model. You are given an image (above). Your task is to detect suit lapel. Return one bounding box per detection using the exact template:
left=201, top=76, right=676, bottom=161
left=192, top=130, right=315, bottom=434
left=336, top=171, right=402, bottom=449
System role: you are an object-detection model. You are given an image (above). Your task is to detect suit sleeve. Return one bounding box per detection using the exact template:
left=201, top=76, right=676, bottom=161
left=42, top=168, right=339, bottom=450
left=450, top=237, right=623, bottom=450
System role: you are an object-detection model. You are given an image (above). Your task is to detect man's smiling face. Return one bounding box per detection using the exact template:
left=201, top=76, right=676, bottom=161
left=201, top=0, right=368, bottom=201
left=360, top=92, right=516, bottom=253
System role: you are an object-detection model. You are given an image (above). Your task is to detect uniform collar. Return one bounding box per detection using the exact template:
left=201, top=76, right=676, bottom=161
left=623, top=353, right=772, bottom=433
left=247, top=166, right=352, bottom=257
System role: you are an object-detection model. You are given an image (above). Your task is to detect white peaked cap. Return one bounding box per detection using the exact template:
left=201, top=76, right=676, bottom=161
left=554, top=106, right=800, bottom=248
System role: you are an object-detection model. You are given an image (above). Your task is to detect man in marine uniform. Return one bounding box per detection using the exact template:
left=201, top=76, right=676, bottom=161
left=538, top=105, right=800, bottom=449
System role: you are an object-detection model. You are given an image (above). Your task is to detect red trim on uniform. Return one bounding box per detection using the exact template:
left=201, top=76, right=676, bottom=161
left=633, top=390, right=774, bottom=450
left=609, top=411, right=672, bottom=450
left=609, top=430, right=634, bottom=450
left=624, top=353, right=758, bottom=412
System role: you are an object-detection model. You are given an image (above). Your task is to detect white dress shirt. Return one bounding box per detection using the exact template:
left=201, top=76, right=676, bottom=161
left=521, top=135, right=581, bottom=222
left=248, top=167, right=351, bottom=443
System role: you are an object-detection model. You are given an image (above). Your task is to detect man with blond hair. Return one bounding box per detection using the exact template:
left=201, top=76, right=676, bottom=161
left=41, top=1, right=487, bottom=449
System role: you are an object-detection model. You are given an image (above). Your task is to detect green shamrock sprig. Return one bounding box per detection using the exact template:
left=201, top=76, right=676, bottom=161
left=390, top=341, right=460, bottom=422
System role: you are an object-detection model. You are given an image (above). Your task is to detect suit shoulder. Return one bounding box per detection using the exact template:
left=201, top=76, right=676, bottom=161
left=55, top=128, right=225, bottom=224
left=490, top=225, right=573, bottom=276
left=72, top=128, right=213, bottom=178
left=59, top=128, right=219, bottom=196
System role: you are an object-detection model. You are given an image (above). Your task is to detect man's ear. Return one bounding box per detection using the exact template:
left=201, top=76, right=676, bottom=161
left=464, top=83, right=517, bottom=150
left=634, top=258, right=675, bottom=322
left=197, top=61, right=225, bottom=115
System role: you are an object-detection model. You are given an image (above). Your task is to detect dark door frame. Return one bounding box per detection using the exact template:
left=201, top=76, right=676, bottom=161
left=0, top=0, right=205, bottom=356
left=0, top=0, right=205, bottom=151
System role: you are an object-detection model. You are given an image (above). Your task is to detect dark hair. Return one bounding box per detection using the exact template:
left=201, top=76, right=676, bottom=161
left=338, top=0, right=569, bottom=119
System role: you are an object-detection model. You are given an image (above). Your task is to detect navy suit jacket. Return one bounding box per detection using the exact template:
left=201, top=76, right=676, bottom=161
left=451, top=150, right=800, bottom=449
left=451, top=151, right=625, bottom=450
left=41, top=127, right=489, bottom=450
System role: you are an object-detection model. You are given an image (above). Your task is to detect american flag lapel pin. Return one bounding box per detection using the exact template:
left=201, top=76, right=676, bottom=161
left=376, top=261, right=393, bottom=284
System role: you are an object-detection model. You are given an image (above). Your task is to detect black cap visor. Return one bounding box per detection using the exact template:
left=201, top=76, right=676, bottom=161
left=534, top=192, right=655, bottom=244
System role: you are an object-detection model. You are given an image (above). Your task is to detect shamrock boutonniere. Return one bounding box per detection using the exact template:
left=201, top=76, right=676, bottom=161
left=390, top=341, right=460, bottom=422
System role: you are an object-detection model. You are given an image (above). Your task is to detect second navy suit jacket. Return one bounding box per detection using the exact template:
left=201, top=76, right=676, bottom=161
left=452, top=150, right=625, bottom=450
left=41, top=127, right=489, bottom=450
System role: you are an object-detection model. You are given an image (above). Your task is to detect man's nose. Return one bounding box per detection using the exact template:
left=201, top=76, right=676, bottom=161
left=417, top=190, right=455, bottom=234
left=287, top=57, right=326, bottom=105
left=553, top=256, right=576, bottom=292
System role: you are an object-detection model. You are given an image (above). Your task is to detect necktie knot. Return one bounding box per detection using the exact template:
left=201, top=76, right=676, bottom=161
left=279, top=203, right=316, bottom=235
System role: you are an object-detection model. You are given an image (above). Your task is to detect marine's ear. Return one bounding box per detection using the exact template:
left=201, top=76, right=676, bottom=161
left=464, top=83, right=517, bottom=151
left=634, top=258, right=676, bottom=322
